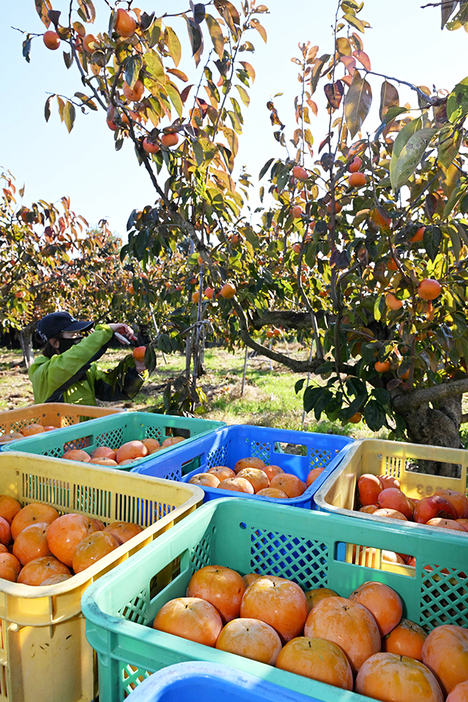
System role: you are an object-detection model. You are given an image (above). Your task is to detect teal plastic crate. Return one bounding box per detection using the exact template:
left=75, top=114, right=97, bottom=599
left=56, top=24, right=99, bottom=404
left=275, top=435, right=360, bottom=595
left=126, top=662, right=314, bottom=702
left=82, top=497, right=468, bottom=702
left=3, top=411, right=225, bottom=473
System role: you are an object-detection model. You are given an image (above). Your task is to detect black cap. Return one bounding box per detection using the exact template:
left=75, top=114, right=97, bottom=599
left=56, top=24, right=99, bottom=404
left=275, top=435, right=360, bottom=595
left=36, top=312, right=94, bottom=344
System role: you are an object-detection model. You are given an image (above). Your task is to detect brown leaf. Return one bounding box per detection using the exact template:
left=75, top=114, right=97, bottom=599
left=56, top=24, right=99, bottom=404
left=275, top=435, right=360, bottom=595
left=324, top=81, right=344, bottom=110
left=344, top=72, right=372, bottom=138
left=35, top=0, right=53, bottom=27
left=379, top=80, right=399, bottom=121
left=353, top=50, right=371, bottom=71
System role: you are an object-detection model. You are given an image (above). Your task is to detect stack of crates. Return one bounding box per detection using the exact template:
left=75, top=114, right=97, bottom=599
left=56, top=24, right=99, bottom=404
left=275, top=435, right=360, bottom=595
left=0, top=451, right=203, bottom=702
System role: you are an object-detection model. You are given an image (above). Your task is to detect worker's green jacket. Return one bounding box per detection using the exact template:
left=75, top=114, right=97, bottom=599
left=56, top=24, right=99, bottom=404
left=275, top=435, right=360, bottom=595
left=28, top=324, right=143, bottom=405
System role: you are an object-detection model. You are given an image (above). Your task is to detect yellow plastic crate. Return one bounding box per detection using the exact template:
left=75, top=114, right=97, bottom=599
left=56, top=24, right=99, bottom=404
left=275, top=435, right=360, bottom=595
left=314, top=438, right=468, bottom=574
left=0, top=452, right=203, bottom=702
left=0, top=403, right=124, bottom=443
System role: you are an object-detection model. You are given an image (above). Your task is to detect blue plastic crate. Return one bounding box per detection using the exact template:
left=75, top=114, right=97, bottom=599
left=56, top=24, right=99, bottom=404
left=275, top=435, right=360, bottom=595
left=3, top=411, right=225, bottom=474
left=132, top=425, right=353, bottom=508
left=126, top=662, right=315, bottom=702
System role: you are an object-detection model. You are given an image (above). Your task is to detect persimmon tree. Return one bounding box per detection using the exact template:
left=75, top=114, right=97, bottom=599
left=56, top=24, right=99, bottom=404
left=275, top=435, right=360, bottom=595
left=23, top=0, right=468, bottom=465
left=0, top=171, right=148, bottom=365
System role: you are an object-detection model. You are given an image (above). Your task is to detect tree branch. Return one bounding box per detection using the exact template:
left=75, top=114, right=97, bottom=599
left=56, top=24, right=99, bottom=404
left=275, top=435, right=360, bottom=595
left=393, top=378, right=468, bottom=412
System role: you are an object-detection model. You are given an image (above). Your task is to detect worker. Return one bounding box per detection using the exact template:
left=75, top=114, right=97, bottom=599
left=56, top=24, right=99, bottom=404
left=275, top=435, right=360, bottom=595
left=29, top=311, right=146, bottom=405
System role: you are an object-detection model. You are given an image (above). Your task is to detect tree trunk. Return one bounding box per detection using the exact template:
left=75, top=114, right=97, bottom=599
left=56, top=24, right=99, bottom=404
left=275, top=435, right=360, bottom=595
left=402, top=396, right=463, bottom=477
left=20, top=327, right=35, bottom=369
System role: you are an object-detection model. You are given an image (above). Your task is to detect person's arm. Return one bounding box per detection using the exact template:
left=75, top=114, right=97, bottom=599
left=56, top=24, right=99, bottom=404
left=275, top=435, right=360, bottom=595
left=29, top=324, right=114, bottom=402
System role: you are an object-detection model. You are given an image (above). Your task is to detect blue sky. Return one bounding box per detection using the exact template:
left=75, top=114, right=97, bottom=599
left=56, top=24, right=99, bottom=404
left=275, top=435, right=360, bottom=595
left=1, top=1, right=467, bottom=239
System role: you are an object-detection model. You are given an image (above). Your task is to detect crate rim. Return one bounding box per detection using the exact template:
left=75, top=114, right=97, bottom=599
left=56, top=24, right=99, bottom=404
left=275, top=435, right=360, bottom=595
left=314, top=437, right=468, bottom=533
left=0, top=451, right=204, bottom=601
left=81, top=494, right=468, bottom=620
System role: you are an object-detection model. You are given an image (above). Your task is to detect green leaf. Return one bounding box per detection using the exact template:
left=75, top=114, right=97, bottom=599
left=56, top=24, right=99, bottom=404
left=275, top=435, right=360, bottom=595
left=144, top=50, right=166, bottom=83
left=64, top=101, right=75, bottom=133
left=446, top=223, right=461, bottom=261
left=22, top=36, right=32, bottom=63
left=344, top=71, right=372, bottom=138
left=373, top=295, right=385, bottom=322
left=310, top=54, right=330, bottom=95
left=44, top=95, right=53, bottom=122
left=363, top=400, right=387, bottom=431
left=166, top=26, right=182, bottom=67
left=446, top=80, right=468, bottom=123
left=125, top=56, right=142, bottom=88
left=166, top=82, right=183, bottom=117
left=259, top=158, right=274, bottom=181
left=390, top=127, right=437, bottom=190
left=205, top=14, right=224, bottom=59
left=303, top=385, right=323, bottom=413
left=438, top=124, right=462, bottom=168
left=423, top=225, right=441, bottom=261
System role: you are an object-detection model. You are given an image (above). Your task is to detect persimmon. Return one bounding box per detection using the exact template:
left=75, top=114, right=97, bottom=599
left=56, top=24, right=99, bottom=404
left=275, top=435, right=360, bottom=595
left=374, top=360, right=391, bottom=373
left=91, top=446, right=116, bottom=461
left=0, top=432, right=24, bottom=444
left=359, top=504, right=379, bottom=513
left=234, top=457, right=266, bottom=473
left=357, top=474, right=383, bottom=506
left=103, top=521, right=143, bottom=544
left=0, top=552, right=21, bottom=582
left=262, top=464, right=284, bottom=481
left=240, top=575, right=308, bottom=643
left=43, top=30, right=60, bottom=50
left=447, top=681, right=468, bottom=702
left=456, top=519, right=468, bottom=532
left=204, top=287, right=215, bottom=299
left=387, top=256, right=399, bottom=271
left=304, top=596, right=380, bottom=673
left=142, top=438, right=161, bottom=454
left=425, top=517, right=466, bottom=531
left=349, top=581, right=402, bottom=636
left=256, top=487, right=289, bottom=498
left=152, top=597, right=223, bottom=646
left=61, top=449, right=92, bottom=462
left=47, top=513, right=98, bottom=567
left=220, top=282, right=236, bottom=299
left=72, top=531, right=120, bottom=573
left=207, top=466, right=236, bottom=481
left=187, top=565, right=245, bottom=623
left=422, top=625, right=468, bottom=695
left=292, top=165, right=308, bottom=180
left=349, top=172, right=367, bottom=187
left=418, top=278, right=442, bottom=300
left=21, top=423, right=45, bottom=436
left=305, top=587, right=338, bottom=613
left=411, top=226, right=426, bottom=243
left=385, top=292, right=403, bottom=310
left=123, top=80, right=144, bottom=102
left=382, top=618, right=428, bottom=661
left=132, top=346, right=146, bottom=362
left=142, top=138, right=160, bottom=154
left=13, top=522, right=52, bottom=565
left=433, top=488, right=468, bottom=519
left=216, top=617, right=282, bottom=665
left=161, top=133, right=179, bottom=148
left=348, top=156, right=362, bottom=173
left=192, top=291, right=200, bottom=303
left=17, top=556, right=71, bottom=586
left=378, top=487, right=414, bottom=519
left=356, top=652, right=443, bottom=702
left=236, top=468, right=269, bottom=493
left=11, top=503, right=59, bottom=540
left=349, top=412, right=362, bottom=423
left=276, top=636, right=353, bottom=690
left=269, top=473, right=306, bottom=498
left=83, top=34, right=98, bottom=54
left=373, top=508, right=408, bottom=520
left=379, top=474, right=401, bottom=490
left=114, top=8, right=137, bottom=37
left=217, top=477, right=255, bottom=493
left=161, top=436, right=184, bottom=448
left=188, top=472, right=220, bottom=488
left=89, top=457, right=118, bottom=466
left=291, top=205, right=303, bottom=218
left=115, top=440, right=148, bottom=463
left=0, top=494, right=21, bottom=524
left=306, top=467, right=324, bottom=487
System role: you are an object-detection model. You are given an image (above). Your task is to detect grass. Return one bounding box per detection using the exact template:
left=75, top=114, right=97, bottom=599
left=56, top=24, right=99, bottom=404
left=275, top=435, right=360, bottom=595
left=3, top=344, right=467, bottom=494
left=0, top=344, right=388, bottom=441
